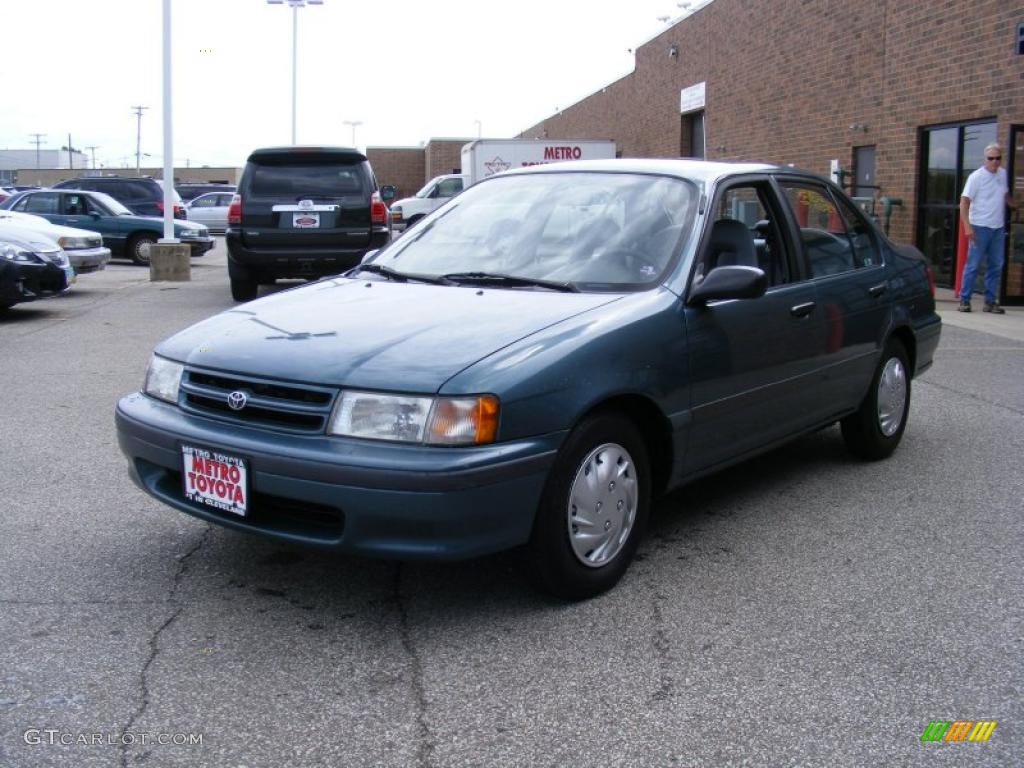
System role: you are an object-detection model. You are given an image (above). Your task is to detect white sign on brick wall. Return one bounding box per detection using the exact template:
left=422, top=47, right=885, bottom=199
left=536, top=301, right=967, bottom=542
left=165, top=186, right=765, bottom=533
left=680, top=82, right=706, bottom=114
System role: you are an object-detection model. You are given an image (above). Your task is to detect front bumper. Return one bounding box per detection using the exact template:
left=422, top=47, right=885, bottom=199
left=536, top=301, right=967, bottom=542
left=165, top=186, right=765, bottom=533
left=115, top=392, right=560, bottom=560
left=67, top=246, right=111, bottom=272
left=0, top=259, right=68, bottom=308
left=181, top=237, right=215, bottom=256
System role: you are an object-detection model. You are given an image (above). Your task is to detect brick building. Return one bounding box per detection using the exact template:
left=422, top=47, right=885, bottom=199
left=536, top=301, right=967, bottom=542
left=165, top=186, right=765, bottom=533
left=516, top=0, right=1024, bottom=301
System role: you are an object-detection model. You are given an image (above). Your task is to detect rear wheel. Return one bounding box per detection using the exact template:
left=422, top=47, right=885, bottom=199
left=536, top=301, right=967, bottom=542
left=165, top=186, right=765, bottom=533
left=841, top=338, right=910, bottom=460
left=128, top=233, right=157, bottom=266
left=525, top=413, right=650, bottom=600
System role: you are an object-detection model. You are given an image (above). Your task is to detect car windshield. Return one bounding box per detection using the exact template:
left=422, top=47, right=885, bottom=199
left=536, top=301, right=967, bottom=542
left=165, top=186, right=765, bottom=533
left=89, top=191, right=132, bottom=216
left=372, top=172, right=697, bottom=291
left=414, top=181, right=435, bottom=198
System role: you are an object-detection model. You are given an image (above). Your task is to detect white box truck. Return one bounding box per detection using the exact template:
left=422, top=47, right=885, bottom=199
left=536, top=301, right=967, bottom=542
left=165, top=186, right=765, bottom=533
left=390, top=138, right=616, bottom=231
left=461, top=138, right=617, bottom=185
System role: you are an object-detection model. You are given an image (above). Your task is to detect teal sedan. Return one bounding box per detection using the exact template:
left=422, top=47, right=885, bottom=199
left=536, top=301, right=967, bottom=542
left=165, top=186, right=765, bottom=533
left=0, top=189, right=214, bottom=265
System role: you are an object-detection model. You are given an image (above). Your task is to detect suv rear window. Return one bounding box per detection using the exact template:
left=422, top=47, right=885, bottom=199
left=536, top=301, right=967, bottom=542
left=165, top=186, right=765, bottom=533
left=249, top=162, right=369, bottom=198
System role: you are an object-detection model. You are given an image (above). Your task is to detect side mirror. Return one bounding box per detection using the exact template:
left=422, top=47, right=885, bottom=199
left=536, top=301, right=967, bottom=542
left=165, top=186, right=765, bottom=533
left=688, top=265, right=767, bottom=305
left=360, top=249, right=378, bottom=264
left=380, top=185, right=395, bottom=202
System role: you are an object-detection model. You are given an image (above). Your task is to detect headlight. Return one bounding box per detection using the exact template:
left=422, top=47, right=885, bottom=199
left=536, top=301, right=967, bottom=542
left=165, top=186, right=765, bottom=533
left=0, top=244, right=37, bottom=263
left=144, top=355, right=184, bottom=404
left=328, top=391, right=499, bottom=445
left=58, top=236, right=91, bottom=249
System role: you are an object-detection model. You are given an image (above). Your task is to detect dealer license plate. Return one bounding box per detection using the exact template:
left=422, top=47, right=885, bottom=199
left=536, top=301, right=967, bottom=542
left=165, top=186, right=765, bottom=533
left=181, top=445, right=248, bottom=517
left=293, top=212, right=320, bottom=228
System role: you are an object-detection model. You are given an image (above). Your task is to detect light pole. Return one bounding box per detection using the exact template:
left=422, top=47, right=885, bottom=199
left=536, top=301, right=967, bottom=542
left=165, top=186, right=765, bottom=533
left=474, top=120, right=482, bottom=138
left=131, top=105, right=149, bottom=175
left=343, top=120, right=362, bottom=147
left=86, top=146, right=100, bottom=169
left=267, top=0, right=324, bottom=144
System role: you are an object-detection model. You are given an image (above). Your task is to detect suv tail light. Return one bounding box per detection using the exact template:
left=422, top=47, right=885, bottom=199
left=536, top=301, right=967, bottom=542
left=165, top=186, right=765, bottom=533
left=370, top=191, right=388, bottom=225
left=227, top=194, right=242, bottom=226
left=155, top=201, right=186, bottom=218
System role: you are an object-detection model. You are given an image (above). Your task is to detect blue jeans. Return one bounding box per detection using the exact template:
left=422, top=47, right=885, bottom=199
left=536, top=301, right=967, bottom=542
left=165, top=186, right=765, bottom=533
left=959, top=225, right=1006, bottom=304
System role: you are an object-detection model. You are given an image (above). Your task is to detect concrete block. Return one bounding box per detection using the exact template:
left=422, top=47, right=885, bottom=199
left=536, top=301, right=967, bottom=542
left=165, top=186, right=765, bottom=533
left=149, top=243, right=191, bottom=282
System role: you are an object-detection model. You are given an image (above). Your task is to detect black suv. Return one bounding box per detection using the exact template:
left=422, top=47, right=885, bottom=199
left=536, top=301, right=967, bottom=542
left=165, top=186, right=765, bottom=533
left=52, top=176, right=185, bottom=219
left=225, top=146, right=391, bottom=302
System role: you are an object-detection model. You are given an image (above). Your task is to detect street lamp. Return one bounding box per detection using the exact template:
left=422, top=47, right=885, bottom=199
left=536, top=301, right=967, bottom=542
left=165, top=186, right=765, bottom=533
left=343, top=120, right=362, bottom=147
left=267, top=0, right=324, bottom=145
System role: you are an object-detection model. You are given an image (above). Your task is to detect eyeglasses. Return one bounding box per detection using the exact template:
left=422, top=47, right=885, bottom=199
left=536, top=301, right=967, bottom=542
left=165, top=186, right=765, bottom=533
left=986, top=156, right=1002, bottom=161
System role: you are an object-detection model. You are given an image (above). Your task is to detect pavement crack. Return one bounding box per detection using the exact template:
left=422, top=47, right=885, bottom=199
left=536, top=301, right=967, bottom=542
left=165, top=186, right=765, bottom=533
left=917, top=378, right=1024, bottom=418
left=118, top=525, right=210, bottom=768
left=393, top=564, right=434, bottom=768
left=648, top=591, right=675, bottom=704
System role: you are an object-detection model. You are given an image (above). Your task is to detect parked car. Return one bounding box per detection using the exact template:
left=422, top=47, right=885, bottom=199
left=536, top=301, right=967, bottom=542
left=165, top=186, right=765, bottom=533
left=52, top=176, right=186, bottom=219
left=1, top=189, right=213, bottom=265
left=175, top=182, right=236, bottom=202
left=0, top=229, right=73, bottom=310
left=225, top=146, right=391, bottom=301
left=183, top=191, right=234, bottom=233
left=116, top=159, right=941, bottom=599
left=0, top=212, right=110, bottom=273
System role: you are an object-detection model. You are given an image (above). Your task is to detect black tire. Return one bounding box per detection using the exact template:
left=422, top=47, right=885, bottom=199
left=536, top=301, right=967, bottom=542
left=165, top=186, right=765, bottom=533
left=405, top=215, right=423, bottom=230
left=525, top=413, right=651, bottom=601
left=128, top=233, right=158, bottom=266
left=841, top=338, right=911, bottom=460
left=230, top=276, right=258, bottom=302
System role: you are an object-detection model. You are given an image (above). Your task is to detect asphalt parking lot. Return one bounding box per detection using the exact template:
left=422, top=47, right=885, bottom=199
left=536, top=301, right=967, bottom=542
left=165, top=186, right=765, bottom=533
left=0, top=240, right=1021, bottom=767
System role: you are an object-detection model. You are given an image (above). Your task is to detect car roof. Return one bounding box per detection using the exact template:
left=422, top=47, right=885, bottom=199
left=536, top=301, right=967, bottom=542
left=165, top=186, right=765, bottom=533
left=247, top=146, right=367, bottom=162
left=501, top=157, right=827, bottom=186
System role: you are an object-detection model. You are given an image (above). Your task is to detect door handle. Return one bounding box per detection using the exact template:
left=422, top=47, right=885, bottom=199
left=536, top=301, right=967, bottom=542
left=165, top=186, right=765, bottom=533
left=868, top=283, right=887, bottom=298
left=790, top=301, right=816, bottom=318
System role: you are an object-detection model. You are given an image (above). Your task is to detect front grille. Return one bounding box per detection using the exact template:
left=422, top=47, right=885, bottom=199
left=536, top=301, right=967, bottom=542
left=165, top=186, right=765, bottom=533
left=180, top=369, right=336, bottom=433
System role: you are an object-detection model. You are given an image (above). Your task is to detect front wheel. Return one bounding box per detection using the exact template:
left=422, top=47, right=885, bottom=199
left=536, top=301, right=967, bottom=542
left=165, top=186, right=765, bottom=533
left=525, top=413, right=650, bottom=600
left=841, top=339, right=910, bottom=460
left=128, top=233, right=158, bottom=266
left=230, top=276, right=258, bottom=302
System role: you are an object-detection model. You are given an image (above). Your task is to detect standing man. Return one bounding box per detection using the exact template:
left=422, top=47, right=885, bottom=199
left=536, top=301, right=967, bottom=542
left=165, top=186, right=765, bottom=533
left=958, top=142, right=1017, bottom=313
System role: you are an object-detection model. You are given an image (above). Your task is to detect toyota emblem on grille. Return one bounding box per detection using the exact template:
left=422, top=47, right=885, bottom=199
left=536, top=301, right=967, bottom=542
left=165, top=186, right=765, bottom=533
left=227, top=391, right=248, bottom=411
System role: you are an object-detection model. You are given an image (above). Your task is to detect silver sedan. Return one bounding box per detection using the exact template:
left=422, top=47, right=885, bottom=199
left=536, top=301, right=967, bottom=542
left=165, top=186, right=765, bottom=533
left=184, top=192, right=234, bottom=233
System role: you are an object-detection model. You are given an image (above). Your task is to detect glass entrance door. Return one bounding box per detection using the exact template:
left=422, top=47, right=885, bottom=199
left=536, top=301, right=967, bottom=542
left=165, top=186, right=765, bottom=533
left=916, top=121, right=997, bottom=287
left=1005, top=126, right=1024, bottom=304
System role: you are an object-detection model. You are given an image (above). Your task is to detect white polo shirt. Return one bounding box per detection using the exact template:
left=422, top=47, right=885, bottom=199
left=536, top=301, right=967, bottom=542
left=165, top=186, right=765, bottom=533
left=962, top=166, right=1009, bottom=228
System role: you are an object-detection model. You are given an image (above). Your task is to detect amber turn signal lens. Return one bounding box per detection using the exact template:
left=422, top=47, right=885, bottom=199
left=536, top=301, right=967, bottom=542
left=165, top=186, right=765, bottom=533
left=427, top=395, right=499, bottom=445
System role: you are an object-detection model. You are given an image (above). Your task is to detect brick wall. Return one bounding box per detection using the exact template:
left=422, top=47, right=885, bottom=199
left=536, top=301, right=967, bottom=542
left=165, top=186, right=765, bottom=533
left=365, top=147, right=425, bottom=200
left=425, top=139, right=472, bottom=180
left=519, top=0, right=1024, bottom=247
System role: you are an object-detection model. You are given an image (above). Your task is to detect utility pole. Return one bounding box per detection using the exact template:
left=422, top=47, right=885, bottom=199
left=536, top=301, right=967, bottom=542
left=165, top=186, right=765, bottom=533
left=67, top=133, right=73, bottom=169
left=131, top=105, right=149, bottom=175
left=86, top=146, right=99, bottom=169
left=29, top=133, right=46, bottom=169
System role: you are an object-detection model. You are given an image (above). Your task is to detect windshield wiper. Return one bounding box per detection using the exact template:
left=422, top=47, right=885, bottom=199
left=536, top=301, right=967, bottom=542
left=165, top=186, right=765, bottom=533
left=440, top=271, right=579, bottom=293
left=349, top=263, right=448, bottom=285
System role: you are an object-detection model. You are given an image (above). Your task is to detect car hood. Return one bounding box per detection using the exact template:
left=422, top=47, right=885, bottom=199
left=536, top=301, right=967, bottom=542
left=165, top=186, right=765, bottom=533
left=156, top=278, right=623, bottom=392
left=0, top=216, right=99, bottom=241
left=0, top=222, right=60, bottom=252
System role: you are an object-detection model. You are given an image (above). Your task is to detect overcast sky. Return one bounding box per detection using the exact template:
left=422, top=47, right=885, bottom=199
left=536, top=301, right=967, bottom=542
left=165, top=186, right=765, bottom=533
left=1, top=0, right=699, bottom=171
